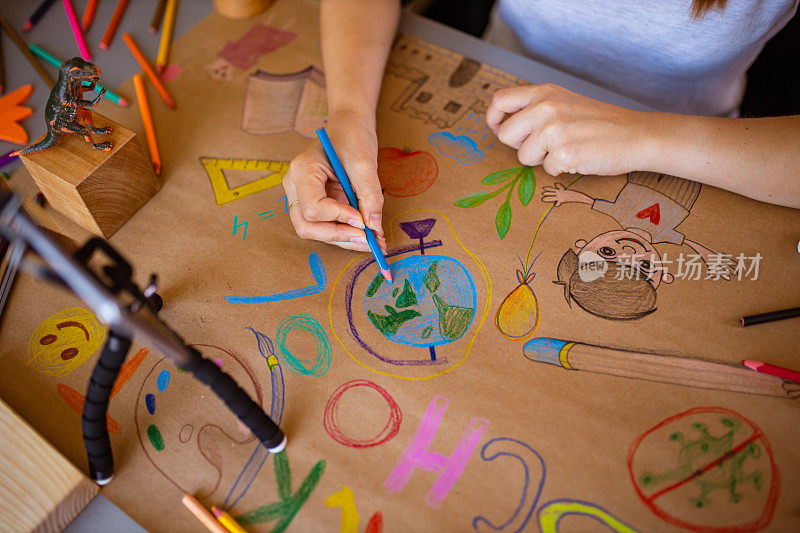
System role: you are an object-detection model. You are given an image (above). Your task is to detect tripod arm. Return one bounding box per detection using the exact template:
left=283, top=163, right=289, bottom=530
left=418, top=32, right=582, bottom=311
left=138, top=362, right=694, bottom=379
left=0, top=191, right=286, bottom=485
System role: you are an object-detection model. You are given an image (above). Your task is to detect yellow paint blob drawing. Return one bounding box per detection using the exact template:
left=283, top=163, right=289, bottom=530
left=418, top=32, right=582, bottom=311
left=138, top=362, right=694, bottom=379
left=495, top=267, right=539, bottom=340
left=27, top=307, right=107, bottom=376
left=538, top=500, right=636, bottom=533
left=325, top=485, right=359, bottom=533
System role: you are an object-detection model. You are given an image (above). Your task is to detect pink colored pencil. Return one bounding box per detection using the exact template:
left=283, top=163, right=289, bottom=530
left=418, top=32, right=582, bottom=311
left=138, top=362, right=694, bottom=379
left=742, top=360, right=800, bottom=384
left=62, top=0, right=91, bottom=61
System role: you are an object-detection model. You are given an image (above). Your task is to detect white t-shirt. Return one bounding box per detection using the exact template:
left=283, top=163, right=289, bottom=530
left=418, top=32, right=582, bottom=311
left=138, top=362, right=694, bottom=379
left=485, top=0, right=798, bottom=115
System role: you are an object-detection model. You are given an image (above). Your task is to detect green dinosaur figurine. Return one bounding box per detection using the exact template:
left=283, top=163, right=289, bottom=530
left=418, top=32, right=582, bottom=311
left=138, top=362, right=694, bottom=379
left=12, top=57, right=112, bottom=156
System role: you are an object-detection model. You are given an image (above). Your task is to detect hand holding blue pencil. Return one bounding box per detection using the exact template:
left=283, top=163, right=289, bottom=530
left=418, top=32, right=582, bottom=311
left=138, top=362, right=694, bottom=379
left=316, top=128, right=393, bottom=282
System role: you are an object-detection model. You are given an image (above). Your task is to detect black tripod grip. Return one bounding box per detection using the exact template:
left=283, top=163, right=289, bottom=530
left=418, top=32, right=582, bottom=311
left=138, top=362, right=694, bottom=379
left=182, top=347, right=286, bottom=450
left=82, top=331, right=131, bottom=484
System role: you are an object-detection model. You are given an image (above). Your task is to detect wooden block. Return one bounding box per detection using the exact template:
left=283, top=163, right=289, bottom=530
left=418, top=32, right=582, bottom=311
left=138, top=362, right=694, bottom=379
left=19, top=113, right=160, bottom=238
left=213, top=0, right=273, bottom=18
left=22, top=199, right=78, bottom=254
left=0, top=398, right=98, bottom=532
left=0, top=179, right=77, bottom=253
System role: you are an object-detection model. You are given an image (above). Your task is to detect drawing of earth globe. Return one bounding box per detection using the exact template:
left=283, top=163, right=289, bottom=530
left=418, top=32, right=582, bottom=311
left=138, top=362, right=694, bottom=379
left=363, top=254, right=476, bottom=347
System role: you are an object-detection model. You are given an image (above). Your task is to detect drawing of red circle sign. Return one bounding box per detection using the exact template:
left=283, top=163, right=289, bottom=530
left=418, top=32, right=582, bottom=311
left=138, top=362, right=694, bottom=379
left=627, top=407, right=780, bottom=532
left=323, top=379, right=402, bottom=448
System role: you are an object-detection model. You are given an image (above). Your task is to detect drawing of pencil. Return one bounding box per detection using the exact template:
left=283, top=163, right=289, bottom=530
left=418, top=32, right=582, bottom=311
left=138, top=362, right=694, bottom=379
left=522, top=337, right=800, bottom=399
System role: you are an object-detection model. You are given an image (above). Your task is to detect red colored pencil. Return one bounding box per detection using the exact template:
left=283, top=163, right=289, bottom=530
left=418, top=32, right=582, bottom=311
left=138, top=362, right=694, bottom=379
left=99, top=0, right=129, bottom=50
left=742, top=360, right=800, bottom=384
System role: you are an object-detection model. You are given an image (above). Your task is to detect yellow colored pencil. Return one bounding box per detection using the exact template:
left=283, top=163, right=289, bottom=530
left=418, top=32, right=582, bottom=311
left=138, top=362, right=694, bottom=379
left=211, top=507, right=247, bottom=533
left=181, top=495, right=228, bottom=533
left=133, top=74, right=161, bottom=176
left=156, top=0, right=177, bottom=73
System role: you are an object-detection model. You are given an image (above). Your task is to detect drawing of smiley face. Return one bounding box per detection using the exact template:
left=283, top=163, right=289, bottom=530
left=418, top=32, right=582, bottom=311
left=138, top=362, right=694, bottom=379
left=27, top=307, right=107, bottom=377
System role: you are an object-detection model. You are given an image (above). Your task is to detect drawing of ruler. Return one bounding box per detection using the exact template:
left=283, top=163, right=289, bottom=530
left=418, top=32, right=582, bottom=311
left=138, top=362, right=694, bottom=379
left=200, top=157, right=290, bottom=206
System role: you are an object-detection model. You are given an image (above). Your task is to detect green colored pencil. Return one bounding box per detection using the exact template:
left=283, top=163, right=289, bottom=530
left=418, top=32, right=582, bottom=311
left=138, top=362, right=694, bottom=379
left=28, top=43, right=129, bottom=106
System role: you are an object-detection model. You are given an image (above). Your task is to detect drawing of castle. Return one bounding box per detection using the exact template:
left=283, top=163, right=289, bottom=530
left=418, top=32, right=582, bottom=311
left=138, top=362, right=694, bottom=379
left=386, top=35, right=524, bottom=129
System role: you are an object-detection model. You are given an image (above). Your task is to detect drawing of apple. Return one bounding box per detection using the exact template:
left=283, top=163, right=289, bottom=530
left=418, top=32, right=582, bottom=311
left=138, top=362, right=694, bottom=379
left=377, top=147, right=438, bottom=197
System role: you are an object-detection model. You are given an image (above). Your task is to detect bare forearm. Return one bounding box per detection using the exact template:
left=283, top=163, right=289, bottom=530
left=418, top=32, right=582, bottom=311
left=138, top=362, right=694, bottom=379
left=320, top=0, right=400, bottom=124
left=643, top=114, right=800, bottom=208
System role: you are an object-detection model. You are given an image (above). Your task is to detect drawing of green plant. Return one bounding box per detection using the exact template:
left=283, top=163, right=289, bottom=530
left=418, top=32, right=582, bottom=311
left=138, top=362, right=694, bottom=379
left=454, top=166, right=535, bottom=239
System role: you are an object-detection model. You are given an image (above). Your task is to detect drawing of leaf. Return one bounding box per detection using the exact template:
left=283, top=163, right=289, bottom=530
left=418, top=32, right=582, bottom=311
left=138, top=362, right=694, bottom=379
left=455, top=191, right=493, bottom=208
left=518, top=167, right=534, bottom=206
left=481, top=166, right=523, bottom=185
left=495, top=201, right=512, bottom=239
left=366, top=274, right=385, bottom=297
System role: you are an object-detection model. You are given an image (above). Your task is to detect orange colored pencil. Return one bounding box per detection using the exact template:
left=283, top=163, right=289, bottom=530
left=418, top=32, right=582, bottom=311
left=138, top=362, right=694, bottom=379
left=99, top=0, right=129, bottom=50
left=133, top=74, right=161, bottom=175
left=181, top=495, right=227, bottom=533
left=82, top=0, right=99, bottom=31
left=122, top=33, right=175, bottom=108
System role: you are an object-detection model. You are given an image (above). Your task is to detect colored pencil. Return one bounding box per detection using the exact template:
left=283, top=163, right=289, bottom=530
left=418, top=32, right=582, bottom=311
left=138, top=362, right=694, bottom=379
left=0, top=30, right=4, bottom=94
left=315, top=127, right=392, bottom=282
left=29, top=44, right=128, bottom=106
left=0, top=149, right=17, bottom=169
left=82, top=0, right=99, bottom=31
left=149, top=0, right=167, bottom=34
left=133, top=74, right=161, bottom=176
left=181, top=495, right=228, bottom=533
left=0, top=178, right=21, bottom=327
left=523, top=337, right=799, bottom=399
left=62, top=0, right=91, bottom=61
left=156, top=0, right=177, bottom=73
left=23, top=0, right=57, bottom=33
left=122, top=33, right=175, bottom=108
left=99, top=0, right=129, bottom=50
left=211, top=507, right=247, bottom=533
left=0, top=15, right=54, bottom=88
left=742, top=360, right=800, bottom=384
left=739, top=306, right=800, bottom=327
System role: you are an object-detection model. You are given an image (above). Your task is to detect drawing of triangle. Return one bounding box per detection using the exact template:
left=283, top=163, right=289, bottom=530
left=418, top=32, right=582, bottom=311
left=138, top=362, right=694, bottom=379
left=200, top=157, right=290, bottom=206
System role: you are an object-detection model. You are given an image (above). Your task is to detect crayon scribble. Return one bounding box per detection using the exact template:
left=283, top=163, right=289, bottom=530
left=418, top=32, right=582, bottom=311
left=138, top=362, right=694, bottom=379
left=275, top=314, right=331, bottom=376
left=27, top=307, right=106, bottom=377
left=323, top=379, right=402, bottom=448
left=236, top=451, right=326, bottom=532
left=385, top=395, right=488, bottom=508
left=218, top=25, right=296, bottom=69
left=226, top=252, right=326, bottom=304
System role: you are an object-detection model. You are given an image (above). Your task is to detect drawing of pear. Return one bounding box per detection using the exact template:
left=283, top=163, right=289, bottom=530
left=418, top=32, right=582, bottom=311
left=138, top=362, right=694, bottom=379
left=495, top=260, right=540, bottom=340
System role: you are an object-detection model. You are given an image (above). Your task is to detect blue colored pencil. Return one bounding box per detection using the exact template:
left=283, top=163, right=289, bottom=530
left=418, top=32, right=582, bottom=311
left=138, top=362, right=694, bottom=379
left=315, top=127, right=392, bottom=282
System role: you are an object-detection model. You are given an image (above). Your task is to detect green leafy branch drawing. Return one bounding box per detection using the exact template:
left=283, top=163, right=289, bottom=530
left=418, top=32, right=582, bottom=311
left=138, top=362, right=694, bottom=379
left=454, top=166, right=535, bottom=239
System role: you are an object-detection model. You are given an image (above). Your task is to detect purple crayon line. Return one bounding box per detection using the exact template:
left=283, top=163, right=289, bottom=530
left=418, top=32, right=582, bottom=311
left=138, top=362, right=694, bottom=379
left=0, top=150, right=18, bottom=169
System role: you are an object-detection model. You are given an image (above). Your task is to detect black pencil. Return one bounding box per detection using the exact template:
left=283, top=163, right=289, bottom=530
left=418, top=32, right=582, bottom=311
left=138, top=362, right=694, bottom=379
left=23, top=0, right=57, bottom=33
left=740, top=306, right=800, bottom=327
